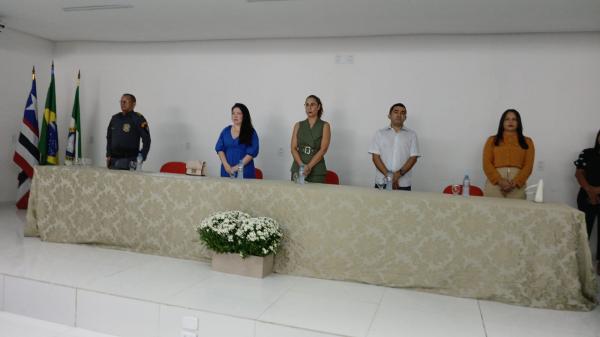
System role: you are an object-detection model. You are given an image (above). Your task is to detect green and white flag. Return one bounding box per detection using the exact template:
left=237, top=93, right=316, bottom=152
left=65, top=71, right=81, bottom=163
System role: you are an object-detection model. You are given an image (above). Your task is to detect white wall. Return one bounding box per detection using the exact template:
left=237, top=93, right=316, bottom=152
left=28, top=33, right=600, bottom=206
left=0, top=29, right=53, bottom=203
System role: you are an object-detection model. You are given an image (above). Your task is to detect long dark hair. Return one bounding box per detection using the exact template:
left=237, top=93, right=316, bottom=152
left=306, top=95, right=323, bottom=118
left=494, top=109, right=529, bottom=149
left=232, top=103, right=254, bottom=146
left=595, top=129, right=600, bottom=153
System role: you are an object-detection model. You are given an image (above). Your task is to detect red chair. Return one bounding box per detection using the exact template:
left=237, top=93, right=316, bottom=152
left=324, top=170, right=339, bottom=185
left=255, top=168, right=263, bottom=179
left=160, top=161, right=187, bottom=174
left=443, top=184, right=484, bottom=197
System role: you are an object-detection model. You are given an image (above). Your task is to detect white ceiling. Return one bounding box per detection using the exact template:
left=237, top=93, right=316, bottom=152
left=1, top=0, right=599, bottom=42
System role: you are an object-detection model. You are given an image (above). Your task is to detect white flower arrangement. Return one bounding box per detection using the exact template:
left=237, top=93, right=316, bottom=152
left=197, top=210, right=283, bottom=258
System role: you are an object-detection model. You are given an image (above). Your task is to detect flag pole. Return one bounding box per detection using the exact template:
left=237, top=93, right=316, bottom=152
left=75, top=70, right=80, bottom=160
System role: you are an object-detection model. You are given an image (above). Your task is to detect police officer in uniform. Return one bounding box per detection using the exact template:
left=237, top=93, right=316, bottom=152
left=106, top=93, right=151, bottom=169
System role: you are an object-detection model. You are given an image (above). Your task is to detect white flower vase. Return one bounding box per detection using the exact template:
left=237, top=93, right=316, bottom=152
left=211, top=253, right=274, bottom=278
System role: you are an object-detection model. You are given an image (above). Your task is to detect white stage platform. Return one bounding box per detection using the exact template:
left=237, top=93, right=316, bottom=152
left=1, top=204, right=599, bottom=337
left=0, top=311, right=119, bottom=337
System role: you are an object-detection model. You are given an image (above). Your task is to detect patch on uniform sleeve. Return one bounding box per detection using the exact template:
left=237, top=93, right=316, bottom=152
left=141, top=121, right=148, bottom=129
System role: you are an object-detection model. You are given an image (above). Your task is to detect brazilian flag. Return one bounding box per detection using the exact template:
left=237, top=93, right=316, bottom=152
left=39, top=62, right=58, bottom=165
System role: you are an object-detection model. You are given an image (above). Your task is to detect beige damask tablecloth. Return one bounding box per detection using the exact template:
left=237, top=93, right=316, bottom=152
left=26, top=166, right=597, bottom=310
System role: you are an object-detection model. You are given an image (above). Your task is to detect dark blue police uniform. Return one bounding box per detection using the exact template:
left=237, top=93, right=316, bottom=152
left=574, top=148, right=600, bottom=258
left=106, top=111, right=151, bottom=169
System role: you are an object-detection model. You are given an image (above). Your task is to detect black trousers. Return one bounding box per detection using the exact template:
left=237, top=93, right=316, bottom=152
left=109, top=156, right=136, bottom=170
left=374, top=184, right=411, bottom=191
left=578, top=188, right=600, bottom=258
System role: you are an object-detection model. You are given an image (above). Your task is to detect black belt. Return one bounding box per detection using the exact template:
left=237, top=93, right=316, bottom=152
left=299, top=146, right=316, bottom=155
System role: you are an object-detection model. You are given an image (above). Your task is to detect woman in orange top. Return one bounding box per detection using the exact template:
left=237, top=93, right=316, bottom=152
left=482, top=109, right=535, bottom=199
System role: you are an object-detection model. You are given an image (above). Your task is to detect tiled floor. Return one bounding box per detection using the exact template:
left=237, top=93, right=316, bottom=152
left=0, top=203, right=599, bottom=337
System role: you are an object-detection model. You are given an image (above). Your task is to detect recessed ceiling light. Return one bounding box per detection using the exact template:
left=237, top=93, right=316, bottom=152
left=62, top=4, right=134, bottom=12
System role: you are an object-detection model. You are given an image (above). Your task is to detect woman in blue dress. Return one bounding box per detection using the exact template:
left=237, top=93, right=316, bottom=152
left=215, top=103, right=259, bottom=178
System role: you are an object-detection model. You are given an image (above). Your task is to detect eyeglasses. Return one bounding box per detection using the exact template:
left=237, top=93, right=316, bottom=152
left=304, top=103, right=318, bottom=107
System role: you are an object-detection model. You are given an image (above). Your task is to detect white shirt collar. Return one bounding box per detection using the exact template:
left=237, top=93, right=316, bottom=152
left=386, top=125, right=407, bottom=132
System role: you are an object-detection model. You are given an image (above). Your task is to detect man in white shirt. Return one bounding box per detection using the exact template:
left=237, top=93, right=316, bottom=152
left=368, top=103, right=421, bottom=190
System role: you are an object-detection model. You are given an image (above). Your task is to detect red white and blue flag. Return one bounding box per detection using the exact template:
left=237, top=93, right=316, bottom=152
left=13, top=67, right=40, bottom=209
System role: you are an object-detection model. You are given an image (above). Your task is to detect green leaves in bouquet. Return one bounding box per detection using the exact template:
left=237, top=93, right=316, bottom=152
left=197, top=227, right=238, bottom=254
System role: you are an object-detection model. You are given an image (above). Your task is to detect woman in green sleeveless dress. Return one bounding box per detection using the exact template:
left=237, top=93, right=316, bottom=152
left=290, top=95, right=331, bottom=183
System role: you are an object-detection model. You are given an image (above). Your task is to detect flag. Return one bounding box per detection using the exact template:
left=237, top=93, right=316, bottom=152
left=39, top=62, right=59, bottom=165
left=65, top=71, right=81, bottom=163
left=13, top=67, right=40, bottom=209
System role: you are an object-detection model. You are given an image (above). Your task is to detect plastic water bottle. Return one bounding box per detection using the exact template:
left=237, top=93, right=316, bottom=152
left=136, top=153, right=143, bottom=171
left=237, top=160, right=244, bottom=180
left=462, top=174, right=470, bottom=197
left=298, top=164, right=305, bottom=185
left=386, top=171, right=393, bottom=191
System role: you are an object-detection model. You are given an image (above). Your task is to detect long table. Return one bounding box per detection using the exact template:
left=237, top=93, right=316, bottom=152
left=26, top=166, right=597, bottom=310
